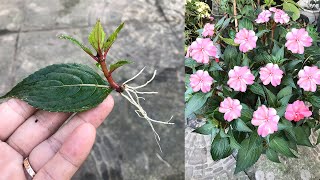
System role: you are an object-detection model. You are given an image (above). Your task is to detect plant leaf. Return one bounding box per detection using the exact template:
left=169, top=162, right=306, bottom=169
left=193, top=121, right=217, bottom=135
left=266, top=148, right=281, bottom=163
left=103, top=22, right=125, bottom=52
left=58, top=34, right=94, bottom=56
left=309, top=95, right=320, bottom=108
left=269, top=136, right=296, bottom=158
left=293, top=126, right=313, bottom=147
left=185, top=92, right=212, bottom=118
left=109, top=60, right=133, bottom=73
left=249, top=83, right=266, bottom=99
left=235, top=133, right=263, bottom=173
left=220, top=36, right=239, bottom=46
left=0, top=64, right=112, bottom=112
left=211, top=136, right=233, bottom=161
left=263, top=86, right=277, bottom=107
left=88, top=20, right=106, bottom=52
left=283, top=2, right=300, bottom=21
left=277, top=86, right=292, bottom=100
left=232, top=119, right=252, bottom=132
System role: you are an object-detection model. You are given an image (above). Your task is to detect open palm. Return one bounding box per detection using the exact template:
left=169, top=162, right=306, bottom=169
left=0, top=96, right=113, bottom=180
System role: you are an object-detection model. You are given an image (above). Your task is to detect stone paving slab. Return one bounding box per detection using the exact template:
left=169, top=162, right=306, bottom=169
left=0, top=34, right=17, bottom=95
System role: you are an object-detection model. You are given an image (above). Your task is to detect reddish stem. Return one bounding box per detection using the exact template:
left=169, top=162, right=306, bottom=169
left=100, top=60, right=123, bottom=92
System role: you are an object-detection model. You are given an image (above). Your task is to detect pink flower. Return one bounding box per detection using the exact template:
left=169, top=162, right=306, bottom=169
left=285, top=28, right=313, bottom=54
left=219, top=97, right=242, bottom=122
left=227, top=66, right=255, bottom=92
left=190, top=38, right=217, bottom=64
left=251, top=105, right=279, bottom=137
left=185, top=46, right=192, bottom=58
left=270, top=8, right=290, bottom=24
left=255, top=10, right=272, bottom=23
left=234, top=28, right=258, bottom=53
left=202, top=23, right=215, bottom=37
left=190, top=70, right=213, bottom=93
left=297, top=66, right=320, bottom=92
left=259, top=63, right=284, bottom=87
left=285, top=100, right=312, bottom=122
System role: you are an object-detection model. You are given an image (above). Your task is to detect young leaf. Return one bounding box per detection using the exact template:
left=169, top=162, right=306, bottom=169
left=89, top=20, right=106, bottom=52
left=109, top=60, right=133, bottom=73
left=58, top=34, right=94, bottom=57
left=210, top=136, right=233, bottom=161
left=103, top=22, right=125, bottom=52
left=0, top=64, right=112, bottom=112
left=220, top=36, right=239, bottom=46
left=269, top=136, right=296, bottom=158
left=235, top=133, right=263, bottom=173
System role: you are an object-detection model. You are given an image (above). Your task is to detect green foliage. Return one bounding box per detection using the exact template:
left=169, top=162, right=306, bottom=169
left=187, top=0, right=320, bottom=174
left=103, top=22, right=125, bottom=52
left=109, top=60, right=133, bottom=73
left=89, top=20, right=106, bottom=52
left=1, top=64, right=112, bottom=112
left=58, top=34, right=94, bottom=57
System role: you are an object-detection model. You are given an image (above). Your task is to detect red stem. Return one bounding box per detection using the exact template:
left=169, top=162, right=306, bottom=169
left=100, top=60, right=123, bottom=92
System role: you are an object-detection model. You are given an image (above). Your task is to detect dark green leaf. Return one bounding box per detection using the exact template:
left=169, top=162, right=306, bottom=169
left=256, top=30, right=270, bottom=37
left=88, top=20, right=106, bottom=51
left=266, top=148, right=281, bottom=163
left=235, top=133, right=263, bottom=173
left=1, top=64, right=112, bottom=112
left=249, top=83, right=266, bottom=99
left=276, top=106, right=287, bottom=117
left=263, top=86, right=277, bottom=107
left=269, top=136, right=296, bottom=157
left=317, top=133, right=320, bottom=145
left=293, top=126, right=313, bottom=147
left=277, top=86, right=292, bottom=100
left=211, top=136, right=233, bottom=161
left=240, top=103, right=254, bottom=122
left=58, top=34, right=94, bottom=56
left=232, top=119, right=252, bottom=132
left=279, top=95, right=292, bottom=106
left=185, top=92, right=212, bottom=117
left=193, top=122, right=217, bottom=135
left=103, top=22, right=124, bottom=51
left=309, top=96, right=320, bottom=108
left=239, top=18, right=254, bottom=30
left=185, top=58, right=199, bottom=68
left=209, top=61, right=223, bottom=71
left=223, top=45, right=238, bottom=66
left=109, top=60, right=133, bottom=72
left=228, top=130, right=242, bottom=149
left=282, top=75, right=296, bottom=88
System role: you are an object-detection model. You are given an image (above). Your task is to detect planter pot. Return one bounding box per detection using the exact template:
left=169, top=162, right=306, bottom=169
left=298, top=0, right=320, bottom=24
left=300, top=8, right=320, bottom=24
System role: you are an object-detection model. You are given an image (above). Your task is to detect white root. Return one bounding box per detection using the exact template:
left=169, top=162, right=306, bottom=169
left=120, top=67, right=174, bottom=152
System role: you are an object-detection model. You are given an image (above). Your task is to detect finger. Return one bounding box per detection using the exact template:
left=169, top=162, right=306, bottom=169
left=29, top=95, right=114, bottom=171
left=0, top=99, right=36, bottom=141
left=34, top=123, right=96, bottom=180
left=6, top=111, right=71, bottom=157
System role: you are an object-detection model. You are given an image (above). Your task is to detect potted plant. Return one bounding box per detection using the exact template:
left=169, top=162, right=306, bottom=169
left=186, top=0, right=320, bottom=173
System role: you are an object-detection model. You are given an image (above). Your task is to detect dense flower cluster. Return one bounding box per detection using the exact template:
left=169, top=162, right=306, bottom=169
left=186, top=7, right=318, bottom=137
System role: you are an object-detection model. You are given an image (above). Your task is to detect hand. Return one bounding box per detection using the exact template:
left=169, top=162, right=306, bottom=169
left=0, top=96, right=114, bottom=180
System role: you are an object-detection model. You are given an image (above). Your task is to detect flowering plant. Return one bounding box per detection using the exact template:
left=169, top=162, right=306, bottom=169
left=185, top=0, right=320, bottom=173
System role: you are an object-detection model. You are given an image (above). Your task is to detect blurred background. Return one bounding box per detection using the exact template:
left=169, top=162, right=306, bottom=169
left=0, top=0, right=185, bottom=179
